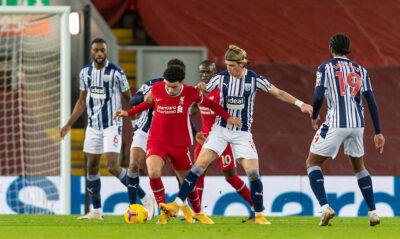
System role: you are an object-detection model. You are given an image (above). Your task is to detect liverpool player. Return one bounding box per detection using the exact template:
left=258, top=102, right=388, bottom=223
left=114, top=65, right=242, bottom=224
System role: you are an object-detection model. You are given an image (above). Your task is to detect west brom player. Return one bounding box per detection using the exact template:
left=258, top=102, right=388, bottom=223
left=306, top=33, right=385, bottom=226
left=125, top=59, right=186, bottom=220
left=114, top=65, right=242, bottom=224
left=160, top=45, right=313, bottom=224
left=192, top=60, right=255, bottom=221
left=60, top=38, right=149, bottom=220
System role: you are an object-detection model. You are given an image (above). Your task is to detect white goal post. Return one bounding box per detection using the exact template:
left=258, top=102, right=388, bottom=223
left=0, top=6, right=70, bottom=214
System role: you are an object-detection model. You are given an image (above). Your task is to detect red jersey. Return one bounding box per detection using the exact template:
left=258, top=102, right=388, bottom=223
left=127, top=81, right=231, bottom=147
left=198, top=89, right=220, bottom=134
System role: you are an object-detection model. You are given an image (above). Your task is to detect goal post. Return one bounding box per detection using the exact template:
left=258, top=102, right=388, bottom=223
left=0, top=6, right=71, bottom=214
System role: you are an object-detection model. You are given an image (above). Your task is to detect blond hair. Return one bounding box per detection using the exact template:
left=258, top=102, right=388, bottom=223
left=224, top=45, right=248, bottom=65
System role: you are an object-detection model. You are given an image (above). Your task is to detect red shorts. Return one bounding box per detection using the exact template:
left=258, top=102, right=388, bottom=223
left=194, top=142, right=236, bottom=171
left=146, top=142, right=192, bottom=171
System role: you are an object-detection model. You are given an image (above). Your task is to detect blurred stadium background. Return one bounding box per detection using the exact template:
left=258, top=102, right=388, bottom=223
left=0, top=0, right=399, bottom=218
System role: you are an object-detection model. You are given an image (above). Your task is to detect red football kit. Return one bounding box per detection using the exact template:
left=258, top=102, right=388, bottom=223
left=194, top=89, right=236, bottom=171
left=127, top=81, right=231, bottom=170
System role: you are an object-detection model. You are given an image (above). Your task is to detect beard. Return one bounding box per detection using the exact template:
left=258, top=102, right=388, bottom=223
left=94, top=56, right=106, bottom=65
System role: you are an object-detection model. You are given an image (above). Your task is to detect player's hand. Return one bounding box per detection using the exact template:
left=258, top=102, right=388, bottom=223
left=144, top=93, right=154, bottom=104
left=113, top=109, right=128, bottom=120
left=59, top=124, right=71, bottom=140
left=374, top=134, right=385, bottom=154
left=300, top=103, right=313, bottom=117
left=227, top=116, right=242, bottom=129
left=195, top=82, right=208, bottom=93
left=195, top=132, right=207, bottom=145
left=311, top=116, right=320, bottom=130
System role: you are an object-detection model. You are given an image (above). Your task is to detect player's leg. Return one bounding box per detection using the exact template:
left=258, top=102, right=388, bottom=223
left=127, top=146, right=156, bottom=219
left=218, top=144, right=254, bottom=221
left=127, top=131, right=155, bottom=219
left=344, top=128, right=379, bottom=226
left=160, top=126, right=227, bottom=216
left=78, top=153, right=104, bottom=219
left=173, top=147, right=213, bottom=225
left=193, top=143, right=206, bottom=203
left=231, top=130, right=269, bottom=224
left=146, top=154, right=168, bottom=224
left=175, top=170, right=196, bottom=223
left=102, top=125, right=127, bottom=186
left=78, top=127, right=104, bottom=220
left=307, top=125, right=343, bottom=226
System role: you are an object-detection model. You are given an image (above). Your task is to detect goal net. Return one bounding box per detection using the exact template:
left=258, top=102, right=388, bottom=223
left=0, top=7, right=70, bottom=214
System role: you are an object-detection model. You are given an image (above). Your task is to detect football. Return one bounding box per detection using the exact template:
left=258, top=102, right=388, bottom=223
left=124, top=204, right=148, bottom=224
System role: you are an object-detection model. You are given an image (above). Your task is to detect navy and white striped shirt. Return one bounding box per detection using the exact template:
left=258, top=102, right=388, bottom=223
left=132, top=78, right=164, bottom=133
left=314, top=57, right=372, bottom=128
left=79, top=60, right=130, bottom=130
left=206, top=69, right=271, bottom=132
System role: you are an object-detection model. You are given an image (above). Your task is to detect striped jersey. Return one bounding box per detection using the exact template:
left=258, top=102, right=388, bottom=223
left=316, top=56, right=372, bottom=128
left=206, top=69, right=272, bottom=132
left=79, top=60, right=130, bottom=130
left=133, top=78, right=164, bottom=133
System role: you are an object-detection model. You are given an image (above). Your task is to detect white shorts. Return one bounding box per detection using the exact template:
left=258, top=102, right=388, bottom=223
left=203, top=125, right=258, bottom=160
left=130, top=129, right=149, bottom=152
left=83, top=125, right=122, bottom=154
left=310, top=124, right=364, bottom=159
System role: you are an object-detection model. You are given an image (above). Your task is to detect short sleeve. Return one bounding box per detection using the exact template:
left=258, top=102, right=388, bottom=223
left=117, top=69, right=130, bottom=92
left=79, top=69, right=87, bottom=91
left=315, top=64, right=327, bottom=88
left=255, top=75, right=271, bottom=92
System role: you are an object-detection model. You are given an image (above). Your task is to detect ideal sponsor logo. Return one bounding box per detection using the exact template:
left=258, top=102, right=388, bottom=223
left=90, top=86, right=106, bottom=99
left=226, top=96, right=244, bottom=110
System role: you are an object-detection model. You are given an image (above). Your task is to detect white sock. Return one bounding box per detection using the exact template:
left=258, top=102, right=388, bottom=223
left=142, top=193, right=150, bottom=202
left=175, top=197, right=184, bottom=207
left=92, top=208, right=102, bottom=214
left=321, top=204, right=329, bottom=212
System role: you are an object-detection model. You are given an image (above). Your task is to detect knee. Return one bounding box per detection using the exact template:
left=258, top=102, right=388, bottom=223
left=87, top=161, right=99, bottom=174
left=306, top=157, right=319, bottom=168
left=247, top=170, right=260, bottom=182
left=147, top=168, right=161, bottom=178
left=128, top=161, right=139, bottom=172
left=106, top=161, right=120, bottom=175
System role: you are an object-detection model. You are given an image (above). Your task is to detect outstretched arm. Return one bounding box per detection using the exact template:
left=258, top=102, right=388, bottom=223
left=363, top=90, right=385, bottom=154
left=268, top=85, right=313, bottom=116
left=114, top=102, right=154, bottom=120
left=59, top=90, right=87, bottom=139
left=311, top=85, right=325, bottom=130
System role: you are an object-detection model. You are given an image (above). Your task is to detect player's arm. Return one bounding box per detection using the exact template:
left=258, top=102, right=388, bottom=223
left=363, top=90, right=385, bottom=154
left=59, top=90, right=87, bottom=139
left=114, top=101, right=154, bottom=120
left=199, top=96, right=242, bottom=129
left=122, top=90, right=132, bottom=107
left=268, top=85, right=313, bottom=117
left=195, top=75, right=219, bottom=94
left=311, top=85, right=325, bottom=130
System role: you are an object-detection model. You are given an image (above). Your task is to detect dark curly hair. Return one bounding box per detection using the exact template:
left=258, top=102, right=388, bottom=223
left=167, top=58, right=186, bottom=70
left=330, top=33, right=351, bottom=55
left=163, top=65, right=185, bottom=82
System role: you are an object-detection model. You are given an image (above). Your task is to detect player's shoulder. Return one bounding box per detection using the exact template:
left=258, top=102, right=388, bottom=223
left=107, top=61, right=124, bottom=73
left=216, top=70, right=230, bottom=77
left=184, top=84, right=201, bottom=95
left=151, top=80, right=165, bottom=90
left=80, top=62, right=93, bottom=73
left=146, top=78, right=164, bottom=85
left=245, top=69, right=264, bottom=79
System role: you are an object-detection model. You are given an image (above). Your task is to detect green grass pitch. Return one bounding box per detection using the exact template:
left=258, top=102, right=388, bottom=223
left=0, top=215, right=399, bottom=239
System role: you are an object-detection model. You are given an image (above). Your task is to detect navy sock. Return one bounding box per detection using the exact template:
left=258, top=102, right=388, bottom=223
left=248, top=170, right=264, bottom=213
left=127, top=170, right=140, bottom=204
left=307, top=166, right=327, bottom=206
left=356, top=169, right=376, bottom=211
left=117, top=168, right=128, bottom=187
left=137, top=186, right=146, bottom=199
left=87, top=174, right=101, bottom=209
left=177, top=166, right=203, bottom=202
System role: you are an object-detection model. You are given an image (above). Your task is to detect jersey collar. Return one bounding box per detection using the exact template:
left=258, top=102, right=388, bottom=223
left=165, top=83, right=184, bottom=97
